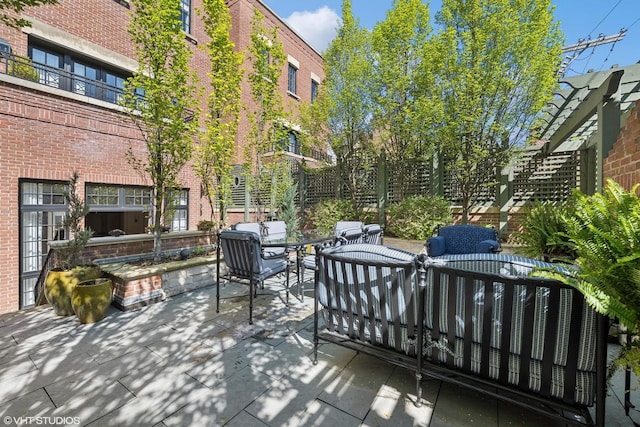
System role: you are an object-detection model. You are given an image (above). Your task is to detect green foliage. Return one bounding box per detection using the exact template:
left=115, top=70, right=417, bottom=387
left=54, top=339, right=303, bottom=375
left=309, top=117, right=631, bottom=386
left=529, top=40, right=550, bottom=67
left=533, top=180, right=640, bottom=375
left=371, top=0, right=439, bottom=199
left=511, top=200, right=575, bottom=260
left=433, top=0, right=563, bottom=222
left=304, top=199, right=355, bottom=233
left=9, top=55, right=39, bottom=81
left=195, top=0, right=243, bottom=227
left=123, top=0, right=199, bottom=261
left=56, top=171, right=93, bottom=269
left=244, top=9, right=289, bottom=221
left=0, top=0, right=57, bottom=29
left=386, top=195, right=451, bottom=240
left=197, top=220, right=218, bottom=233
left=278, top=185, right=299, bottom=236
left=315, top=0, right=377, bottom=215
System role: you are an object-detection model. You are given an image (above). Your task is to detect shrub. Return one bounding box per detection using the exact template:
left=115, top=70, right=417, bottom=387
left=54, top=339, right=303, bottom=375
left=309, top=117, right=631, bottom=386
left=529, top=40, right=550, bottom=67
left=304, top=199, right=355, bottom=232
left=9, top=55, right=39, bottom=82
left=386, top=195, right=451, bottom=240
left=511, top=200, right=575, bottom=260
left=533, top=180, right=640, bottom=377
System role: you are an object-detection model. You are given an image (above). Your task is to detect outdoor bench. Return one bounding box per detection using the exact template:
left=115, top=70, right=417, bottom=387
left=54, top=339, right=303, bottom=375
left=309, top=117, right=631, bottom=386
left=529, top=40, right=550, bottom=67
left=312, top=245, right=608, bottom=426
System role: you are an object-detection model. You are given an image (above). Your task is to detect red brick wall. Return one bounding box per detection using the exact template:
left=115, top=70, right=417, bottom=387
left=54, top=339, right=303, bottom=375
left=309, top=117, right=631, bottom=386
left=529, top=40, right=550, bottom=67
left=604, top=100, right=640, bottom=190
left=228, top=0, right=325, bottom=164
left=0, top=0, right=325, bottom=314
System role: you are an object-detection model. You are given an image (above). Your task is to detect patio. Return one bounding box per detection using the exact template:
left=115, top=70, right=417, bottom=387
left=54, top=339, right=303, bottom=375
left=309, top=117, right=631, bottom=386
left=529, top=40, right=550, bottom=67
left=0, top=239, right=638, bottom=426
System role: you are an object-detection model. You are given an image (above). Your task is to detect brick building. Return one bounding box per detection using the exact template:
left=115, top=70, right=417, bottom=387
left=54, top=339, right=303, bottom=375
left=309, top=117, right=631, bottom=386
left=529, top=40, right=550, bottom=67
left=0, top=0, right=325, bottom=313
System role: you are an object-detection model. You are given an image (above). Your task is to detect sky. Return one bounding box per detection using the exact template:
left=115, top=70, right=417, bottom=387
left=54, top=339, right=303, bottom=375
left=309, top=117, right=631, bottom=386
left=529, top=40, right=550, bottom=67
left=262, top=0, right=640, bottom=77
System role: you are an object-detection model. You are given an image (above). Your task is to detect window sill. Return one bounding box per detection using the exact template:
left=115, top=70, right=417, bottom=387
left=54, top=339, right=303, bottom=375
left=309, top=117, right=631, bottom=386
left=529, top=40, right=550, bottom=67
left=185, top=33, right=198, bottom=45
left=287, top=91, right=300, bottom=101
left=113, top=0, right=130, bottom=8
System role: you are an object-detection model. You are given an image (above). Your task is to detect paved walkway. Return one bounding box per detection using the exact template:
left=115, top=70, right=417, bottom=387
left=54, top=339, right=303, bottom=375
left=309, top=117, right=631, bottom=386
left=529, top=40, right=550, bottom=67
left=0, top=241, right=638, bottom=426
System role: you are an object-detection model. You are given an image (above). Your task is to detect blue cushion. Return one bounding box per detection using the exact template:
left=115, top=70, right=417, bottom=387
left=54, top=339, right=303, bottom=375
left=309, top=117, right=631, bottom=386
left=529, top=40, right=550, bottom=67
left=476, top=239, right=499, bottom=253
left=427, top=236, right=446, bottom=256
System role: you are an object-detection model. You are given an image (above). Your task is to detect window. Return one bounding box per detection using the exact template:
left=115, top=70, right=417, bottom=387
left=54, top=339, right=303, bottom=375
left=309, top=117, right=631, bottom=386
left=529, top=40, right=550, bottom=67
left=166, top=190, right=188, bottom=231
left=311, top=79, right=318, bottom=102
left=276, top=130, right=300, bottom=154
left=105, top=72, right=125, bottom=104
left=86, top=185, right=119, bottom=205
left=73, top=62, right=98, bottom=97
left=30, top=46, right=61, bottom=88
left=287, top=63, right=297, bottom=94
left=124, top=187, right=152, bottom=206
left=29, top=43, right=130, bottom=105
left=180, top=0, right=191, bottom=34
left=20, top=180, right=68, bottom=308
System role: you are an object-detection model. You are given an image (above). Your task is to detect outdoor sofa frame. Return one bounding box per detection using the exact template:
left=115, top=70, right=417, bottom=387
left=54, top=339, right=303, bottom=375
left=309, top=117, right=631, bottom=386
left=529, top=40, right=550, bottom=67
left=312, top=244, right=608, bottom=426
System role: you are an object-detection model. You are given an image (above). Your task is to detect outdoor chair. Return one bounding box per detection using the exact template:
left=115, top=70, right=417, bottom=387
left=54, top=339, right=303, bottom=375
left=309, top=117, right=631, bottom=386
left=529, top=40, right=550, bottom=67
left=363, top=223, right=383, bottom=245
left=261, top=220, right=288, bottom=256
left=262, top=220, right=287, bottom=241
left=334, top=221, right=364, bottom=235
left=426, top=224, right=500, bottom=256
left=216, top=229, right=289, bottom=324
left=233, top=221, right=262, bottom=235
left=302, top=223, right=365, bottom=274
left=336, top=226, right=365, bottom=244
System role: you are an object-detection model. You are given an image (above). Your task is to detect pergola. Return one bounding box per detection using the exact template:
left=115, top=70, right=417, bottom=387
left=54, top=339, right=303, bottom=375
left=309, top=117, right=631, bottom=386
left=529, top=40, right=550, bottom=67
left=539, top=62, right=640, bottom=194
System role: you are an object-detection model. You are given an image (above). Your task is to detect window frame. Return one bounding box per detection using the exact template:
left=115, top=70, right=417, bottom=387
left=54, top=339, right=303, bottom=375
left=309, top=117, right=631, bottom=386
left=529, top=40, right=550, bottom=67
left=287, top=63, right=297, bottom=95
left=28, top=42, right=131, bottom=105
left=180, top=0, right=191, bottom=34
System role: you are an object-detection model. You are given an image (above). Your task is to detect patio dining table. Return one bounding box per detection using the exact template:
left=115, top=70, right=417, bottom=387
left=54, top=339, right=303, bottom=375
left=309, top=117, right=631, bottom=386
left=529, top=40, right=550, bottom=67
left=262, top=229, right=335, bottom=301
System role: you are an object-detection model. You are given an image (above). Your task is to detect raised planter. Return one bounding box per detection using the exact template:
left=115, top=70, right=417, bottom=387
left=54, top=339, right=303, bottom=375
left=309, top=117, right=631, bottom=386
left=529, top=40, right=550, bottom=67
left=96, top=248, right=216, bottom=311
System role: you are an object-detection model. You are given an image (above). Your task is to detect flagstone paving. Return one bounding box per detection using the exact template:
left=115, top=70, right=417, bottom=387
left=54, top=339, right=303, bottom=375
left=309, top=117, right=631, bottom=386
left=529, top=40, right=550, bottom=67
left=0, top=241, right=638, bottom=426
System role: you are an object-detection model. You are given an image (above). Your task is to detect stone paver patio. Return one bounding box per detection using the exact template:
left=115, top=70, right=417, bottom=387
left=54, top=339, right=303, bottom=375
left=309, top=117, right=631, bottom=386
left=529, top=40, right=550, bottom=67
left=0, top=239, right=638, bottom=426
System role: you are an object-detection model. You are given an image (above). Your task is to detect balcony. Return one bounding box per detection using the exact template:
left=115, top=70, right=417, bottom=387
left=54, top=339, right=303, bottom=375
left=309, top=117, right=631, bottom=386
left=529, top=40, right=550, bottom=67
left=0, top=50, right=128, bottom=106
left=267, top=139, right=334, bottom=166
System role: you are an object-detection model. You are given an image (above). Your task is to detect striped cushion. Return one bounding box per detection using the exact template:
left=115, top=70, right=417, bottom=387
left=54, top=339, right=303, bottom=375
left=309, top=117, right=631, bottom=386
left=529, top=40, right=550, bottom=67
left=316, top=244, right=421, bottom=354
left=424, top=253, right=597, bottom=405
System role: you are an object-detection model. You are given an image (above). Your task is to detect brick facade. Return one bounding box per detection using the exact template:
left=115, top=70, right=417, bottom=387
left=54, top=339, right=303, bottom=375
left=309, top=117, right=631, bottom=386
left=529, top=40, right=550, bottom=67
left=604, top=100, right=640, bottom=190
left=0, top=0, right=324, bottom=314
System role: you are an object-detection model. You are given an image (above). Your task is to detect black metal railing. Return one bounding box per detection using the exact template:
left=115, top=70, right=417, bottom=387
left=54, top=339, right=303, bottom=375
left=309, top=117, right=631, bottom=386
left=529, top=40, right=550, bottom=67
left=34, top=248, right=55, bottom=306
left=0, top=51, right=128, bottom=105
left=272, top=139, right=333, bottom=163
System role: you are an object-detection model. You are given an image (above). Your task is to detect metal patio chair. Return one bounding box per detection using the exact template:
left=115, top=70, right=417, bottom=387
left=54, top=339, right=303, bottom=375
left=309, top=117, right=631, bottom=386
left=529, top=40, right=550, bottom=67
left=216, top=230, right=289, bottom=324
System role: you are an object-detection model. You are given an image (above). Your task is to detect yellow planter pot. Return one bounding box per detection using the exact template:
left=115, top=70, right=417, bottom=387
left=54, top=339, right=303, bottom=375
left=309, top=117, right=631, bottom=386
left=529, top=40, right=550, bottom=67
left=71, top=278, right=113, bottom=324
left=44, top=267, right=101, bottom=316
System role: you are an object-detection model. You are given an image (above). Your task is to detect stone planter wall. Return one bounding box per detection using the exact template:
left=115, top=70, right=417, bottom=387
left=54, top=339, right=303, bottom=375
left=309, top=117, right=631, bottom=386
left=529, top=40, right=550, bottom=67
left=98, top=254, right=217, bottom=311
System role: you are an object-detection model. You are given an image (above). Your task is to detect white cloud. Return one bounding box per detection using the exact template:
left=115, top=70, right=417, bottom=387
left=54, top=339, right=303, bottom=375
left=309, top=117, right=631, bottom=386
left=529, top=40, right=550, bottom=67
left=285, top=6, right=341, bottom=53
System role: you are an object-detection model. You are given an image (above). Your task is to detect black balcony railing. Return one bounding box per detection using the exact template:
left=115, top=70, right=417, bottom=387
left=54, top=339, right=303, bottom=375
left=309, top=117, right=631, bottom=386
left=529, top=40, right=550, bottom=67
left=0, top=51, right=196, bottom=121
left=273, top=139, right=333, bottom=163
left=0, top=51, right=128, bottom=105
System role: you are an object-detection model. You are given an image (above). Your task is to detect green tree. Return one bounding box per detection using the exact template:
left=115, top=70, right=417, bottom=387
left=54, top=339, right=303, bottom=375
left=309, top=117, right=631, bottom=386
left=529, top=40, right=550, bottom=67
left=434, top=0, right=562, bottom=222
left=123, top=0, right=199, bottom=261
left=245, top=9, right=289, bottom=221
left=1, top=0, right=57, bottom=29
left=195, top=0, right=243, bottom=228
left=308, top=0, right=376, bottom=217
left=371, top=0, right=440, bottom=199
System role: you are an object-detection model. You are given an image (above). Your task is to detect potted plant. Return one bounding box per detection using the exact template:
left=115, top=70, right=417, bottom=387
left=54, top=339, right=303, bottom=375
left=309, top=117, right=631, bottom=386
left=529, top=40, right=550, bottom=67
left=44, top=171, right=101, bottom=316
left=534, top=180, right=640, bottom=378
left=71, top=277, right=113, bottom=324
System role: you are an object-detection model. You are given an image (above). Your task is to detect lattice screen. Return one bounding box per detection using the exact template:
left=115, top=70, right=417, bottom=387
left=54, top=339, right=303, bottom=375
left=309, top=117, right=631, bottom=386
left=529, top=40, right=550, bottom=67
left=229, top=147, right=580, bottom=211
left=511, top=149, right=579, bottom=203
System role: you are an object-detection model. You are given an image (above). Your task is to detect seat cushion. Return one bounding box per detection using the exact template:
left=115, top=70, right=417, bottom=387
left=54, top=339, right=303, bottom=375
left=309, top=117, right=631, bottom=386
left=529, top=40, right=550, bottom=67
left=476, top=239, right=499, bottom=253
left=427, top=236, right=446, bottom=256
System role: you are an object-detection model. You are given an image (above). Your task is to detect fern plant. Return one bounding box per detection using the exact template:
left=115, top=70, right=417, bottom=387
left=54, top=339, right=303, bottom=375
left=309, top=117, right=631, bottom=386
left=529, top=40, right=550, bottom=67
left=534, top=180, right=640, bottom=376
left=512, top=200, right=575, bottom=261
